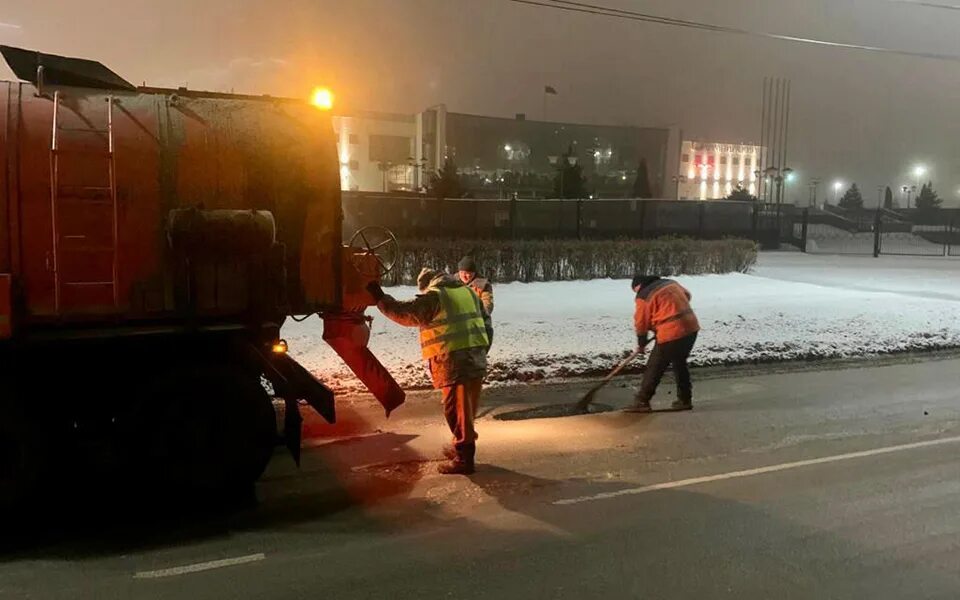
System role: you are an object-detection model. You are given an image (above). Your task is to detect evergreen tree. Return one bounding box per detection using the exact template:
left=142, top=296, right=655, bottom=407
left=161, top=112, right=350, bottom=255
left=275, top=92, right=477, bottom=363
left=429, top=157, right=462, bottom=199
left=838, top=183, right=864, bottom=210
left=552, top=147, right=586, bottom=199
left=725, top=185, right=757, bottom=202
left=883, top=186, right=895, bottom=209
left=915, top=181, right=942, bottom=211
left=632, top=158, right=653, bottom=198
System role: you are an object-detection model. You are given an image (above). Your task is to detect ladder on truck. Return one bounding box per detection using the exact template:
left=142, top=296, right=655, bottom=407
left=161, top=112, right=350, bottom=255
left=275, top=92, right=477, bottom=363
left=49, top=91, right=120, bottom=314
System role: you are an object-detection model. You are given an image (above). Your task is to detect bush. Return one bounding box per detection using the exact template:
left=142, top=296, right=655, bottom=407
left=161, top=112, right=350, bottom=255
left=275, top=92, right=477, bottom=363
left=382, top=237, right=758, bottom=285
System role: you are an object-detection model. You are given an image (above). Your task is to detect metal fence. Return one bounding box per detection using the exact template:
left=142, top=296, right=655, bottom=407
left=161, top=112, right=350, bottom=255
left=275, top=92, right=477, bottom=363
left=796, top=207, right=960, bottom=258
left=880, top=225, right=952, bottom=257
left=798, top=223, right=875, bottom=255
left=342, top=192, right=791, bottom=246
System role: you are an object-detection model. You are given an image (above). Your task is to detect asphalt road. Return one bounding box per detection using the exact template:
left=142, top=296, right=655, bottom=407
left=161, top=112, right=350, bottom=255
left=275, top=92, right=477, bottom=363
left=3, top=356, right=960, bottom=599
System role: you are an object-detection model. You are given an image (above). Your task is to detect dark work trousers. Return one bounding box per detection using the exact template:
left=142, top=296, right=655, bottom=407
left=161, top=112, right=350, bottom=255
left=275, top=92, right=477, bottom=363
left=442, top=378, right=483, bottom=454
left=637, top=332, right=699, bottom=403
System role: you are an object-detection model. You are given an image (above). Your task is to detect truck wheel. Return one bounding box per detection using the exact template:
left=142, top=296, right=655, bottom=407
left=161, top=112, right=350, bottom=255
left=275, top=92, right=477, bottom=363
left=0, top=403, right=45, bottom=513
left=127, top=364, right=277, bottom=495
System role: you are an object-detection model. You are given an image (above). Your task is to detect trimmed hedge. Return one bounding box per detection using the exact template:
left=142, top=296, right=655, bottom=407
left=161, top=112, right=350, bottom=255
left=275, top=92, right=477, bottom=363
left=383, top=237, right=758, bottom=285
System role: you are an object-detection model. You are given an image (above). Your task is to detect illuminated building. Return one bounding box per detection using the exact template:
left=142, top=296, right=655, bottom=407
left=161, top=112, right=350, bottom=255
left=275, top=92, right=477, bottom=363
left=677, top=141, right=765, bottom=200
left=332, top=111, right=417, bottom=192
left=333, top=104, right=682, bottom=198
left=419, top=105, right=680, bottom=198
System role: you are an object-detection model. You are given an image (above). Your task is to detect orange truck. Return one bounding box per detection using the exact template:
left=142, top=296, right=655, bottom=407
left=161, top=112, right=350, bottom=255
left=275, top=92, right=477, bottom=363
left=0, top=46, right=404, bottom=507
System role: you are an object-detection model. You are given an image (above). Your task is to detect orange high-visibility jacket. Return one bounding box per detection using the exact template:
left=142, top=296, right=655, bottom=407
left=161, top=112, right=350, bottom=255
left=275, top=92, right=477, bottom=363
left=634, top=279, right=700, bottom=344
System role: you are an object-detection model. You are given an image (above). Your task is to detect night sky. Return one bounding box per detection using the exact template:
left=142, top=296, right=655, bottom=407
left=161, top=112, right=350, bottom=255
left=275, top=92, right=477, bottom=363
left=3, top=0, right=960, bottom=204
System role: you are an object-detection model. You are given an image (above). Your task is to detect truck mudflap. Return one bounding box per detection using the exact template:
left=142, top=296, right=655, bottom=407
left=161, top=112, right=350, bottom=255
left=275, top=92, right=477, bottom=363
left=245, top=345, right=335, bottom=466
left=322, top=313, right=406, bottom=417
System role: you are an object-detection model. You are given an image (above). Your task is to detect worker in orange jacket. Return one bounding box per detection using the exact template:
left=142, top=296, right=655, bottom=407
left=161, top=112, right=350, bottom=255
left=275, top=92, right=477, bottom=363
left=627, top=275, right=700, bottom=413
left=457, top=256, right=494, bottom=316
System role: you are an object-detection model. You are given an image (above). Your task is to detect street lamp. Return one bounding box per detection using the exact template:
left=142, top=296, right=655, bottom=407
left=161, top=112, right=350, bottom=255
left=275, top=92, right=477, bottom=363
left=671, top=175, right=687, bottom=199
left=764, top=166, right=778, bottom=203
left=913, top=165, right=927, bottom=181
left=406, top=156, right=428, bottom=192
left=377, top=161, right=394, bottom=193
left=833, top=181, right=844, bottom=205
left=781, top=168, right=795, bottom=203
left=764, top=166, right=793, bottom=205
left=808, top=178, right=821, bottom=207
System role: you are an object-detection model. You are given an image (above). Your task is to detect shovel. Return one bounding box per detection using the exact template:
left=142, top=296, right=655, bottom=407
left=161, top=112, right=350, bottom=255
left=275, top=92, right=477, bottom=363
left=574, top=342, right=649, bottom=414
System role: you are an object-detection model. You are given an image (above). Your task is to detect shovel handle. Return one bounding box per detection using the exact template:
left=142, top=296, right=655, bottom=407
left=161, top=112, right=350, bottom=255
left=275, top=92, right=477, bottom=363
left=587, top=346, right=645, bottom=395
left=603, top=348, right=643, bottom=382
left=577, top=340, right=653, bottom=410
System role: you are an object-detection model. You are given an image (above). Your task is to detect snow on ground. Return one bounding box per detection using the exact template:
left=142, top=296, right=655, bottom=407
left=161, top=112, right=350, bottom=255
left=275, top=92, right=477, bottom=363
left=802, top=228, right=944, bottom=256
left=753, top=252, right=960, bottom=302
left=284, top=252, right=960, bottom=393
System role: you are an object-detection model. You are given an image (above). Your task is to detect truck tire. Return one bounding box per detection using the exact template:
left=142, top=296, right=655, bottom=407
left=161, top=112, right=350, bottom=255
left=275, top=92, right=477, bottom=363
left=125, top=363, right=277, bottom=495
left=0, top=402, right=45, bottom=513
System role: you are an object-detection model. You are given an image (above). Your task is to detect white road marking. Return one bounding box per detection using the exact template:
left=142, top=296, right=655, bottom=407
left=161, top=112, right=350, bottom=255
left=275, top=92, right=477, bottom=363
left=133, top=553, right=266, bottom=579
left=554, top=434, right=960, bottom=506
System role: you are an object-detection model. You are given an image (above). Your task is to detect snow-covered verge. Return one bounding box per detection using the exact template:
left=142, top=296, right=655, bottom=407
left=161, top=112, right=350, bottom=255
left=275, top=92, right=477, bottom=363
left=284, top=253, right=960, bottom=393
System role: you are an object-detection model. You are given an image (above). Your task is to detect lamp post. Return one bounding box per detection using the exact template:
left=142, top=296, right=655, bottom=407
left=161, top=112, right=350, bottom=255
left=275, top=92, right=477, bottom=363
left=781, top=168, right=795, bottom=204
left=671, top=175, right=687, bottom=199
left=763, top=166, right=793, bottom=205
left=808, top=178, right=821, bottom=208
left=764, top=166, right=778, bottom=203
left=833, top=181, right=843, bottom=205
left=407, top=156, right=428, bottom=192
left=377, top=161, right=393, bottom=193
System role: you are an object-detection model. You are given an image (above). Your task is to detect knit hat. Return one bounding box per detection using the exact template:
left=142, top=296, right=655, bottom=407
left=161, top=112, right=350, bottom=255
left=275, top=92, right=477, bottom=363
left=417, top=267, right=439, bottom=291
left=631, top=274, right=661, bottom=290
left=457, top=256, right=477, bottom=273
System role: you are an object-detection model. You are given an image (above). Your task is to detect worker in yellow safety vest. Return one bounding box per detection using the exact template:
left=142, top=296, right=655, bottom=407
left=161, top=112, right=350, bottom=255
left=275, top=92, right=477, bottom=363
left=367, top=268, right=492, bottom=475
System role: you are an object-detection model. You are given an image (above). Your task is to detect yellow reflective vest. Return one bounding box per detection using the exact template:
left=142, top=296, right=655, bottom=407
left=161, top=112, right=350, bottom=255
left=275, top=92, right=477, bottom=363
left=419, top=286, right=490, bottom=359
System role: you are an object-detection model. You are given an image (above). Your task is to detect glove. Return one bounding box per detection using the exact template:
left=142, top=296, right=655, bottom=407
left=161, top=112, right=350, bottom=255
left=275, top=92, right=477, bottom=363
left=637, top=334, right=649, bottom=353
left=366, top=281, right=385, bottom=302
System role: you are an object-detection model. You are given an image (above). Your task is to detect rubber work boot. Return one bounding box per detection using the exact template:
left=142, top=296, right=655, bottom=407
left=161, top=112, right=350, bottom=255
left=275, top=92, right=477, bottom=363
left=438, top=445, right=475, bottom=475
left=671, top=398, right=693, bottom=411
